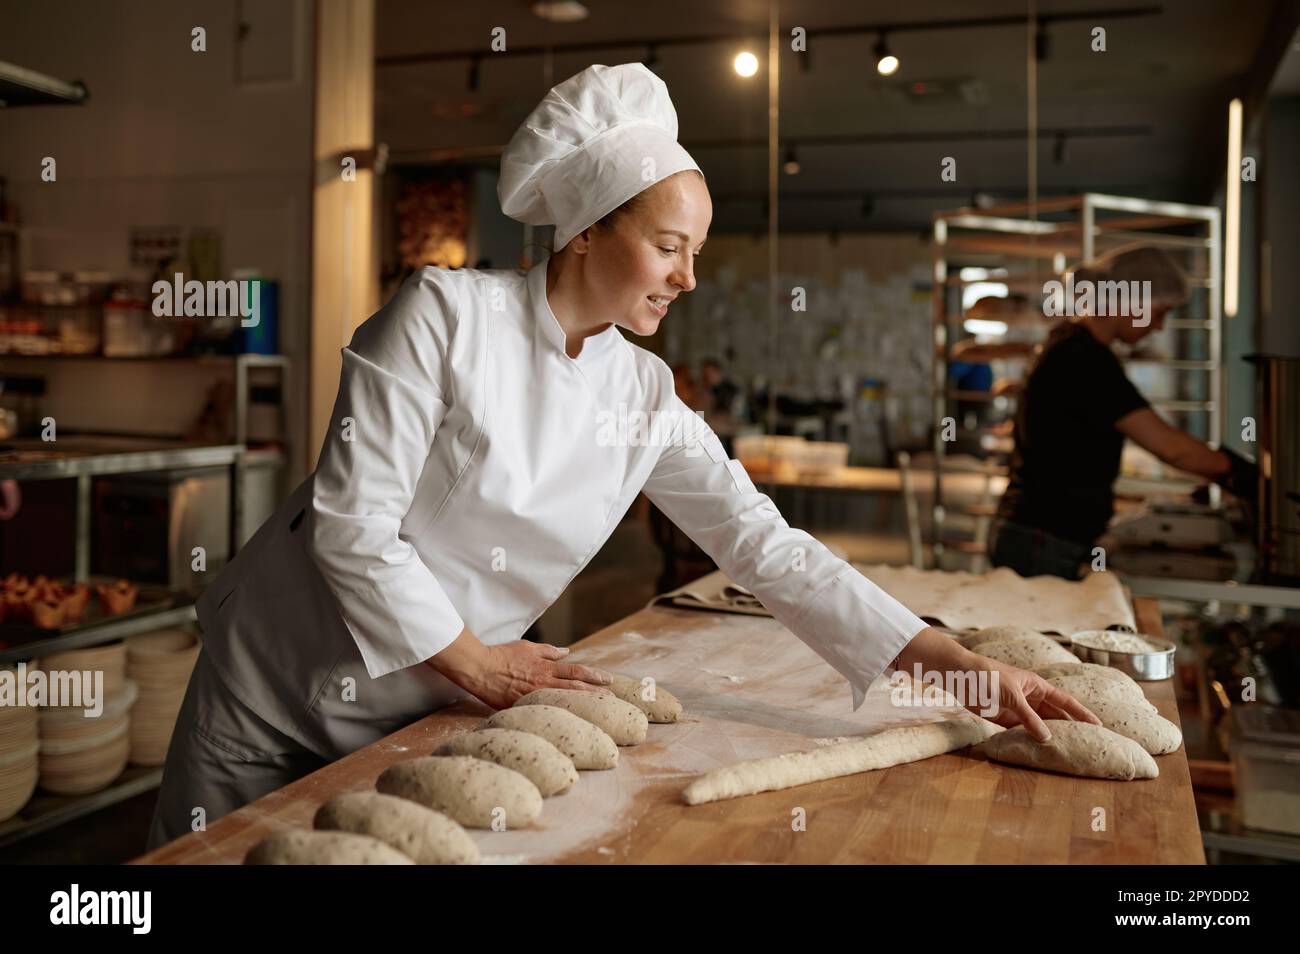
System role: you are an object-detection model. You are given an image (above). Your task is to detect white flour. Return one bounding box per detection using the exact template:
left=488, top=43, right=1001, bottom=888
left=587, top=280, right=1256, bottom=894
left=1073, top=631, right=1165, bottom=654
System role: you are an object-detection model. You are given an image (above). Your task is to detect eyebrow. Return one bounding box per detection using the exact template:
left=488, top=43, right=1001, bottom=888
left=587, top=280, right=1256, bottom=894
left=657, top=230, right=706, bottom=246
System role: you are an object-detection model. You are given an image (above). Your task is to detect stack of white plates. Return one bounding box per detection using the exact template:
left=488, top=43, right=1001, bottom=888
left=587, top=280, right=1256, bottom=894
left=125, top=629, right=199, bottom=766
left=37, top=680, right=137, bottom=796
left=0, top=697, right=39, bottom=822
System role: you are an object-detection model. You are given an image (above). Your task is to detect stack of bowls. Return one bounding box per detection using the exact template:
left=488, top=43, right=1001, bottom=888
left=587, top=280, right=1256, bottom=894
left=38, top=643, right=127, bottom=696
left=125, top=629, right=200, bottom=766
left=35, top=642, right=134, bottom=795
left=0, top=685, right=39, bottom=821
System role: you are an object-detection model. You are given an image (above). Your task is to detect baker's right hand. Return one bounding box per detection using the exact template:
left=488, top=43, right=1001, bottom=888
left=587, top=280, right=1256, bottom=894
left=427, top=628, right=612, bottom=711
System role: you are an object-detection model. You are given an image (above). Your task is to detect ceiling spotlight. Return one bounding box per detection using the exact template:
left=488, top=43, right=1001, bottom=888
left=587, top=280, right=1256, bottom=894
left=783, top=147, right=800, bottom=176
left=734, top=51, right=759, bottom=77
left=874, top=34, right=899, bottom=76
left=530, top=1, right=590, bottom=22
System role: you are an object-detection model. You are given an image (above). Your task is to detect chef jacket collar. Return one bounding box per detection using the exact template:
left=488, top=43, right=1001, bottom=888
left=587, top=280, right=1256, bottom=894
left=527, top=258, right=623, bottom=365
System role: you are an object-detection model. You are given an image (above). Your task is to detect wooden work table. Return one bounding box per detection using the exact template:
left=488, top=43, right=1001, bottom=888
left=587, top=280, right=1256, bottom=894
left=134, top=594, right=1204, bottom=865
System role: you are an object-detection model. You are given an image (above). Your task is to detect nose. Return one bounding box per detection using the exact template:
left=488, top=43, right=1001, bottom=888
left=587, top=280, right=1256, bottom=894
left=671, top=256, right=696, bottom=294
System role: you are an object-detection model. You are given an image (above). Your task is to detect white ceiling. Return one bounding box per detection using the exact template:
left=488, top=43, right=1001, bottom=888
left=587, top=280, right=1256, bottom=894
left=375, top=0, right=1285, bottom=232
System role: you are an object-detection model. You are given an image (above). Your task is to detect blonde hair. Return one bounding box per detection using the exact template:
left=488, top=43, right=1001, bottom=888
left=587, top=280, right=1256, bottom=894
left=1069, top=243, right=1190, bottom=309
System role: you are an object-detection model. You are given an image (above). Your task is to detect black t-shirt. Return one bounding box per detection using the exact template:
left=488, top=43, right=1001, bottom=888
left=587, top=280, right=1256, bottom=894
left=997, top=322, right=1149, bottom=545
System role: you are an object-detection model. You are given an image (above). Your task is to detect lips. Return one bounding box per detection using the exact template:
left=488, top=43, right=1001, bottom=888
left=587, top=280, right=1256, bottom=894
left=646, top=295, right=671, bottom=317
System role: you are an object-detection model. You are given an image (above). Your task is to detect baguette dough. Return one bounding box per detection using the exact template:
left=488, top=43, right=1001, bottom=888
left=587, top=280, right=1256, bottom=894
left=682, top=717, right=1004, bottom=805
left=376, top=756, right=542, bottom=829
left=976, top=720, right=1158, bottom=780
left=1079, top=697, right=1182, bottom=755
left=434, top=728, right=578, bottom=796
left=245, top=830, right=413, bottom=865
left=482, top=704, right=619, bottom=770
left=312, top=791, right=480, bottom=864
left=974, top=635, right=1078, bottom=668
left=512, top=688, right=648, bottom=745
left=609, top=673, right=682, bottom=723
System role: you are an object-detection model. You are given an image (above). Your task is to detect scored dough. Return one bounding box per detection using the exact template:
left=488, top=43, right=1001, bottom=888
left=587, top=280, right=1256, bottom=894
left=434, top=728, right=578, bottom=796
left=609, top=673, right=682, bottom=723
left=512, top=688, right=648, bottom=745
left=976, top=720, right=1158, bottom=780
left=974, top=635, right=1078, bottom=668
left=1077, top=697, right=1183, bottom=755
left=312, top=791, right=480, bottom=864
left=483, top=705, right=619, bottom=770
left=682, top=717, right=1004, bottom=805
left=245, top=830, right=414, bottom=865
left=376, top=755, right=542, bottom=829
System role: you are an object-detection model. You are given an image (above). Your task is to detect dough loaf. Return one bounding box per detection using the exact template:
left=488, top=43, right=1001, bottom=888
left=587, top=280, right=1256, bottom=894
left=1078, top=697, right=1182, bottom=755
left=313, top=791, right=480, bottom=864
left=976, top=720, right=1158, bottom=780
left=1032, top=661, right=1133, bottom=684
left=609, top=673, right=682, bottom=723
left=245, top=829, right=413, bottom=865
left=967, top=625, right=1048, bottom=648
left=434, top=728, right=577, bottom=796
left=376, top=755, right=542, bottom=829
left=483, top=704, right=618, bottom=770
left=974, top=635, right=1078, bottom=668
left=512, top=688, right=648, bottom=745
left=1046, top=672, right=1154, bottom=711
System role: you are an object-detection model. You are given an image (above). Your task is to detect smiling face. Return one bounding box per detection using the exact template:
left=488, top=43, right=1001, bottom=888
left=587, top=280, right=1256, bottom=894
left=563, top=171, right=712, bottom=336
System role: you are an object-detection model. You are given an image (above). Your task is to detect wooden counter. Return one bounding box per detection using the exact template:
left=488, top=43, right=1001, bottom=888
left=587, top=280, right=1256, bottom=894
left=134, top=596, right=1204, bottom=865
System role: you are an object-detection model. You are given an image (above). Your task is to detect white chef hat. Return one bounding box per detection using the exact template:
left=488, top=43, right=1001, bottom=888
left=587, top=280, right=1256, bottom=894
left=498, top=63, right=702, bottom=251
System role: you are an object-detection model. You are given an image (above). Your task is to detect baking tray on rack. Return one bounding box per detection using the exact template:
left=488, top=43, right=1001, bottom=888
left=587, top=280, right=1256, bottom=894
left=0, top=576, right=178, bottom=653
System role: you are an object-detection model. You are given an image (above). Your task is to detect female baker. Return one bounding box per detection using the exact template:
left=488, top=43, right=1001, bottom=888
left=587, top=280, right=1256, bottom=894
left=147, top=64, right=1098, bottom=850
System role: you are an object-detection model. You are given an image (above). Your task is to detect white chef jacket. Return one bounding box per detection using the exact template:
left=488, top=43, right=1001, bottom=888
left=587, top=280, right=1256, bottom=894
left=195, top=259, right=927, bottom=760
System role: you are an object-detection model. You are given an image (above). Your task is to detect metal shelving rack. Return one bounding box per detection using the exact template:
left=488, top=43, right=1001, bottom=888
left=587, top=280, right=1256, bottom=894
left=0, top=357, right=289, bottom=846
left=930, top=193, right=1223, bottom=568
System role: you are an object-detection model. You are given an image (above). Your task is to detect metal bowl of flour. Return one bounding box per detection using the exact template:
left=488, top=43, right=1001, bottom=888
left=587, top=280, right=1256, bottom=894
left=1069, top=630, right=1175, bottom=681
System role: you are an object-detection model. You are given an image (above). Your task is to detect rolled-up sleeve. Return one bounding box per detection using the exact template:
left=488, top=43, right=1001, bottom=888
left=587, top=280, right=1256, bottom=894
left=307, top=270, right=467, bottom=679
left=641, top=397, right=928, bottom=710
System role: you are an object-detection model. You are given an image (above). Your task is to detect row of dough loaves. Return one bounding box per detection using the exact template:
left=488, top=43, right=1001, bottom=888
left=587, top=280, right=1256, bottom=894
left=245, top=674, right=681, bottom=864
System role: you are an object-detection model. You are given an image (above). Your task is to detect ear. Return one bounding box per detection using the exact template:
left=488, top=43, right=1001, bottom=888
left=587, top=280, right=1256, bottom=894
left=569, top=228, right=593, bottom=255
